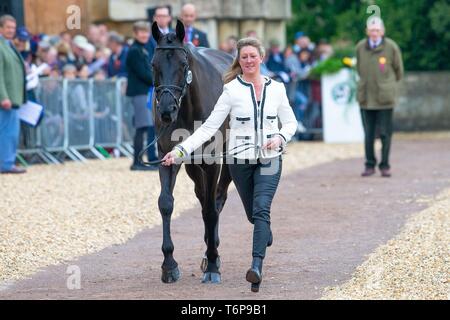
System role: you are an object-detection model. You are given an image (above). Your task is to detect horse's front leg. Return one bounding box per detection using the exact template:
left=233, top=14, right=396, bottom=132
left=200, top=163, right=222, bottom=284
left=158, top=163, right=182, bottom=283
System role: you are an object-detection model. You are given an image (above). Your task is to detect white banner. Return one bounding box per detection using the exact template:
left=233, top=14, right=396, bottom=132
left=321, top=68, right=364, bottom=143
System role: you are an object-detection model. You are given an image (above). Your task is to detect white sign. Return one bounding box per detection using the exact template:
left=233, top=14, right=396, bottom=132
left=18, top=101, right=44, bottom=127
left=321, top=68, right=364, bottom=143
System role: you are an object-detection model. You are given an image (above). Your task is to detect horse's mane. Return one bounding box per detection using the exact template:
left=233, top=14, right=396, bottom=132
left=185, top=43, right=234, bottom=76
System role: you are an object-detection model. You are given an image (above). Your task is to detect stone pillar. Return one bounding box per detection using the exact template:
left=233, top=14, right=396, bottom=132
left=195, top=19, right=219, bottom=49
left=265, top=20, right=286, bottom=49
left=240, top=19, right=265, bottom=39
left=218, top=20, right=240, bottom=46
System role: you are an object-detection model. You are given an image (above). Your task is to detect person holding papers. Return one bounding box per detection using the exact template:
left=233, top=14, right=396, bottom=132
left=0, top=15, right=27, bottom=174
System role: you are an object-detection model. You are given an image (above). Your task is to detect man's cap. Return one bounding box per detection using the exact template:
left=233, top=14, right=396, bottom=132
left=295, top=31, right=305, bottom=39
left=73, top=35, right=89, bottom=47
left=16, top=26, right=31, bottom=41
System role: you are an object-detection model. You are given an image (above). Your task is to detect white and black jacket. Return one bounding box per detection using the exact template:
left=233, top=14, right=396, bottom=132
left=175, top=75, right=297, bottom=160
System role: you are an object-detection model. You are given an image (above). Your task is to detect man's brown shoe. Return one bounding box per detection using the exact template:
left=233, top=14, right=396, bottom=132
left=361, top=167, right=375, bottom=177
left=380, top=168, right=391, bottom=177
left=1, top=166, right=27, bottom=174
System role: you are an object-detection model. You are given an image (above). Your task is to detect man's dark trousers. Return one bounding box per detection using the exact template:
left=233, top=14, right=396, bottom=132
left=360, top=108, right=393, bottom=170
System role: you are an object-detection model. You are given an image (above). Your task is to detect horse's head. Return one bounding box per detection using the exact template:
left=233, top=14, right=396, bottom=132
left=152, top=20, right=192, bottom=124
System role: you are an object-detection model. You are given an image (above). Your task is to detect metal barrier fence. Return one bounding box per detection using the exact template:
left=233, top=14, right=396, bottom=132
left=18, top=78, right=135, bottom=164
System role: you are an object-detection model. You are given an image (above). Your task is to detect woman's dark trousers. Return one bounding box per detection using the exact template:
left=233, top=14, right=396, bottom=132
left=228, top=156, right=282, bottom=259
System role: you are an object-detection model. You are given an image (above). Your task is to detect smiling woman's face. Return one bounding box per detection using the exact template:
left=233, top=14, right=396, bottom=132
left=239, top=45, right=263, bottom=77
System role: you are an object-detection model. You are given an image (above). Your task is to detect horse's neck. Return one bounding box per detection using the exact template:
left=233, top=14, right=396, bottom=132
left=179, top=87, right=202, bottom=129
left=179, top=47, right=223, bottom=131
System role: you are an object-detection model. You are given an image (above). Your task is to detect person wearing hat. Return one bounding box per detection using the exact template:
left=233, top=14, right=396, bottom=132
left=293, top=31, right=315, bottom=54
left=14, top=26, right=31, bottom=60
left=72, top=34, right=90, bottom=68
left=0, top=15, right=27, bottom=174
left=126, top=21, right=158, bottom=171
left=356, top=16, right=404, bottom=177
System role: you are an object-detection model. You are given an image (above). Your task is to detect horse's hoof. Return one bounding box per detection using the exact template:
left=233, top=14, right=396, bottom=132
left=201, top=272, right=221, bottom=284
left=161, top=266, right=181, bottom=283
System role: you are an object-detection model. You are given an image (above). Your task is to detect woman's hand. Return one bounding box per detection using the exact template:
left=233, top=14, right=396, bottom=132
left=262, top=136, right=283, bottom=151
left=161, top=150, right=178, bottom=166
left=161, top=147, right=185, bottom=166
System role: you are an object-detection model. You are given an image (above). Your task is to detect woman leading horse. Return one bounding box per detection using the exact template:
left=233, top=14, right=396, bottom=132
left=162, top=37, right=297, bottom=292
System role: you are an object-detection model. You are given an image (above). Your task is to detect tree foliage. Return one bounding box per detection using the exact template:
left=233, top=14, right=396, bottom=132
left=287, top=0, right=450, bottom=70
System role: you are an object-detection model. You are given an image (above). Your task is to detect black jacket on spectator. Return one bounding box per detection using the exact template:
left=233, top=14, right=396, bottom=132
left=126, top=40, right=153, bottom=97
left=186, top=27, right=210, bottom=48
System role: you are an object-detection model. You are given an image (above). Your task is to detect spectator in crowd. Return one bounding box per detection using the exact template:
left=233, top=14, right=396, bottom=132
left=78, top=64, right=90, bottom=80
left=283, top=45, right=300, bottom=103
left=126, top=21, right=158, bottom=171
left=62, top=63, right=77, bottom=79
left=356, top=16, right=403, bottom=178
left=14, top=26, right=31, bottom=61
left=90, top=45, right=110, bottom=77
left=296, top=48, right=315, bottom=133
left=93, top=69, right=107, bottom=81
left=145, top=5, right=173, bottom=57
left=313, top=39, right=334, bottom=62
left=293, top=31, right=315, bottom=54
left=59, top=31, right=76, bottom=62
left=219, top=35, right=238, bottom=56
left=59, top=31, right=72, bottom=46
left=107, top=31, right=128, bottom=78
left=180, top=3, right=209, bottom=47
left=63, top=64, right=90, bottom=144
left=265, top=39, right=290, bottom=84
left=97, top=24, right=109, bottom=47
left=81, top=42, right=96, bottom=65
left=0, top=15, right=27, bottom=174
left=153, top=6, right=172, bottom=35
left=87, top=24, right=101, bottom=47
left=282, top=45, right=309, bottom=136
left=246, top=30, right=258, bottom=38
left=72, top=34, right=90, bottom=68
left=56, top=41, right=72, bottom=68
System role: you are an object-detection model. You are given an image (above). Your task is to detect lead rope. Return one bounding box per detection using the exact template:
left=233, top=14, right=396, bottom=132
left=139, top=128, right=284, bottom=167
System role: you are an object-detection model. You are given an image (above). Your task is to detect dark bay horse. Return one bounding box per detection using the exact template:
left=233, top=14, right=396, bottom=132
left=150, top=20, right=234, bottom=283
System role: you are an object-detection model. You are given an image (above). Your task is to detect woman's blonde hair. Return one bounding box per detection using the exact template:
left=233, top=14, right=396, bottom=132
left=223, top=37, right=266, bottom=84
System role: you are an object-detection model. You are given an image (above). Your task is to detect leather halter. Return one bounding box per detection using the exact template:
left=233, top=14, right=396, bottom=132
left=154, top=46, right=192, bottom=110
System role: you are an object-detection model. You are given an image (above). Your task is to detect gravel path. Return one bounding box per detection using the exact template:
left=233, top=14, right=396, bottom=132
left=0, top=134, right=448, bottom=299
left=322, top=187, right=449, bottom=300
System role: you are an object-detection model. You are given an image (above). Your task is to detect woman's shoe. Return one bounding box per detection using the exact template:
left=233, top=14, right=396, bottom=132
left=246, top=257, right=263, bottom=292
left=251, top=282, right=260, bottom=292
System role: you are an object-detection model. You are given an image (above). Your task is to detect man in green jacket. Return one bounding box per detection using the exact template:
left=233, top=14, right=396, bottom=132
left=356, top=16, right=404, bottom=177
left=0, top=15, right=27, bottom=174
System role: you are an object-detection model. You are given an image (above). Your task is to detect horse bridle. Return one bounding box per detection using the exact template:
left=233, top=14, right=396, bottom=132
left=153, top=46, right=193, bottom=110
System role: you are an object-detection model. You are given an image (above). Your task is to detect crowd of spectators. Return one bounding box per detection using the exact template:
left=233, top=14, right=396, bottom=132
left=12, top=8, right=333, bottom=139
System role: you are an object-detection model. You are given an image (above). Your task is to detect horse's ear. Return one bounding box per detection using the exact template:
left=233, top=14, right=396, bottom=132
left=175, top=19, right=185, bottom=43
left=152, top=21, right=161, bottom=43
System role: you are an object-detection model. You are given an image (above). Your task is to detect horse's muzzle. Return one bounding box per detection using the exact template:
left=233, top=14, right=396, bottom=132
left=159, top=105, right=177, bottom=124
